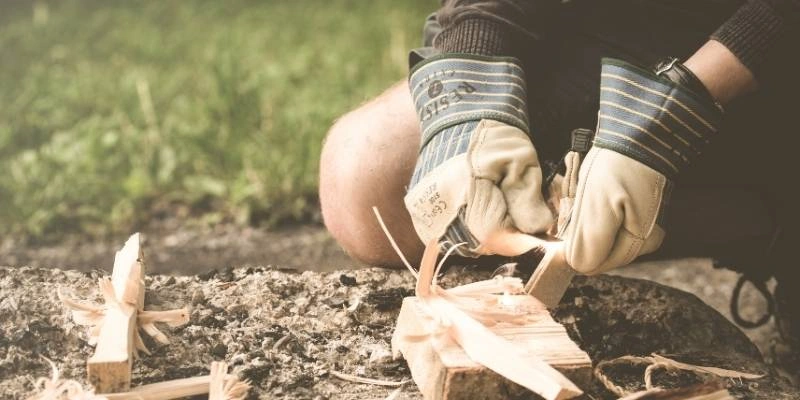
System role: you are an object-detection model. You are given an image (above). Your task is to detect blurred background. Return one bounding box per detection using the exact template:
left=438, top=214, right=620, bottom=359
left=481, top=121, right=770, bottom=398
left=0, top=0, right=434, bottom=272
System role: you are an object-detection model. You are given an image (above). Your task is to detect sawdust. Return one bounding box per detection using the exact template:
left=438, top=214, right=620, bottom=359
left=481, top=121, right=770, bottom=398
left=1, top=266, right=797, bottom=399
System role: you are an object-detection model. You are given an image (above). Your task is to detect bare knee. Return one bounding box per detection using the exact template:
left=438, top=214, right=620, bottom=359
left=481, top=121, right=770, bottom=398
left=319, top=82, right=424, bottom=266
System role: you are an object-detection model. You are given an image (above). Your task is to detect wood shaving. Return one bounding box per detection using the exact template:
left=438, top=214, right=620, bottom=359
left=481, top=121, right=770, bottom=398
left=59, top=283, right=189, bottom=356
left=329, top=370, right=409, bottom=387
left=26, top=358, right=106, bottom=400
left=595, top=353, right=764, bottom=397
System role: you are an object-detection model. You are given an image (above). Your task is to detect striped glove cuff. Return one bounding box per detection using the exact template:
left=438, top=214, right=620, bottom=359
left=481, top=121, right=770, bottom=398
left=595, top=58, right=723, bottom=178
left=409, top=54, right=530, bottom=151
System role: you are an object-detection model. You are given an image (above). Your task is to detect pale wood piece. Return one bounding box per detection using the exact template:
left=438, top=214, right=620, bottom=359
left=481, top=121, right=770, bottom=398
left=209, top=361, right=227, bottom=400
left=101, top=376, right=216, bottom=400
left=87, top=233, right=144, bottom=393
left=524, top=245, right=576, bottom=308
left=111, top=233, right=145, bottom=309
left=392, top=294, right=592, bottom=400
left=100, top=375, right=243, bottom=400
left=100, top=362, right=248, bottom=400
left=482, top=231, right=576, bottom=309
left=210, top=361, right=250, bottom=400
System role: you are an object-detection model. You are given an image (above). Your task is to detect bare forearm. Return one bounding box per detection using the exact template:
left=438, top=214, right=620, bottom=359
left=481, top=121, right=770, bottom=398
left=683, top=40, right=758, bottom=106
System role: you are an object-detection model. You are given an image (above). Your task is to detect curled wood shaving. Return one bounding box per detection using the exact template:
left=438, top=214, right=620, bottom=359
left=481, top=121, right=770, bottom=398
left=138, top=308, right=191, bottom=346
left=446, top=275, right=523, bottom=296
left=209, top=362, right=251, bottom=400
left=617, top=382, right=734, bottom=400
left=138, top=309, right=190, bottom=327
left=372, top=207, right=418, bottom=279
left=594, top=354, right=764, bottom=397
left=56, top=290, right=106, bottom=346
left=97, top=278, right=122, bottom=309
left=59, top=285, right=189, bottom=356
left=649, top=354, right=764, bottom=380
left=330, top=370, right=410, bottom=387
left=27, top=360, right=249, bottom=400
left=26, top=357, right=106, bottom=400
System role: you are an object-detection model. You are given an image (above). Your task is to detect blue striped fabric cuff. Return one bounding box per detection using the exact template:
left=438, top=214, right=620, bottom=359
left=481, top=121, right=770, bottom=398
left=409, top=54, right=530, bottom=151
left=595, top=58, right=723, bottom=178
left=409, top=121, right=477, bottom=188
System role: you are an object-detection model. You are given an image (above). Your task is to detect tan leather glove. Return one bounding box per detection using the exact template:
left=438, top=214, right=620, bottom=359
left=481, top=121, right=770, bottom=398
left=561, top=58, right=723, bottom=274
left=404, top=55, right=552, bottom=257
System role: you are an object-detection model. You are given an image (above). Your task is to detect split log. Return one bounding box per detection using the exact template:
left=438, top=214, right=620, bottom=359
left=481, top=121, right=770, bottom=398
left=392, top=294, right=592, bottom=400
left=372, top=209, right=588, bottom=400
left=86, top=233, right=145, bottom=393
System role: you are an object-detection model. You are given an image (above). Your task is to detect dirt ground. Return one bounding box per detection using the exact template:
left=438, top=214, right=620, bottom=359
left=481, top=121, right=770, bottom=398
left=1, top=225, right=798, bottom=399
left=0, top=224, right=790, bottom=355
left=0, top=221, right=354, bottom=275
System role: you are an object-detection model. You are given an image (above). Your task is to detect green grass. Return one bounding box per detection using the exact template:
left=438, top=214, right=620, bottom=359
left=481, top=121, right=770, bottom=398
left=0, top=0, right=434, bottom=239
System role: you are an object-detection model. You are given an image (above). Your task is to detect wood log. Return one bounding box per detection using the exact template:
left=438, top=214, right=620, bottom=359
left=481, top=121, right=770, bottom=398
left=392, top=294, right=592, bottom=400
left=87, top=233, right=144, bottom=393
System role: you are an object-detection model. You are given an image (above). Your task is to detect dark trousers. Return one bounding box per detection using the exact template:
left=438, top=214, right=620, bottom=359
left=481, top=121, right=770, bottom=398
left=419, top=0, right=798, bottom=272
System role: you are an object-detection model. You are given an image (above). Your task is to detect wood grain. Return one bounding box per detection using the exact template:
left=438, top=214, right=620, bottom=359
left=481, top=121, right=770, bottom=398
left=87, top=233, right=144, bottom=393
left=392, top=294, right=591, bottom=400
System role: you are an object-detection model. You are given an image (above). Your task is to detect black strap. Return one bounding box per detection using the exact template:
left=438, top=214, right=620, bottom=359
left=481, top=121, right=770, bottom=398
left=730, top=274, right=775, bottom=329
left=727, top=227, right=782, bottom=329
left=654, top=57, right=723, bottom=112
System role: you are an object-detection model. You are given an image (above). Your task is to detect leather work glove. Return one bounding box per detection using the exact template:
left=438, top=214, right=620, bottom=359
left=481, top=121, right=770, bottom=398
left=404, top=54, right=552, bottom=257
left=561, top=58, right=723, bottom=274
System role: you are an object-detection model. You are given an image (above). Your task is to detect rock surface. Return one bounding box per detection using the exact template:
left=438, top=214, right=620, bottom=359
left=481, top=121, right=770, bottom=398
left=0, top=265, right=796, bottom=399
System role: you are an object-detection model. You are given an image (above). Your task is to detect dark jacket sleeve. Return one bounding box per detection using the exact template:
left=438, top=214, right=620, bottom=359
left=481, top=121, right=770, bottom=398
left=711, top=0, right=800, bottom=86
left=433, top=0, right=559, bottom=57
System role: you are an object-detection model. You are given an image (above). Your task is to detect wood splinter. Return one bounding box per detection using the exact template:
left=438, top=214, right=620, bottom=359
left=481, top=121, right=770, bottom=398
left=59, top=233, right=190, bottom=393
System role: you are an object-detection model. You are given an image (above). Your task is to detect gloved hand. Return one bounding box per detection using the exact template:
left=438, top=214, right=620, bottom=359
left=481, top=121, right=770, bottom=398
left=561, top=58, right=723, bottom=274
left=404, top=54, right=552, bottom=257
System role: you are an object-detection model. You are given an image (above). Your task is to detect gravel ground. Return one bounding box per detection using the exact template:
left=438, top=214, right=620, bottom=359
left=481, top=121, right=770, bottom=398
left=1, top=261, right=798, bottom=399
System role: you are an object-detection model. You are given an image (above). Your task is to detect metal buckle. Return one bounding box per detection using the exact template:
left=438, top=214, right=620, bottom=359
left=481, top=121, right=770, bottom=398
left=654, top=57, right=679, bottom=77
left=570, top=128, right=594, bottom=154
